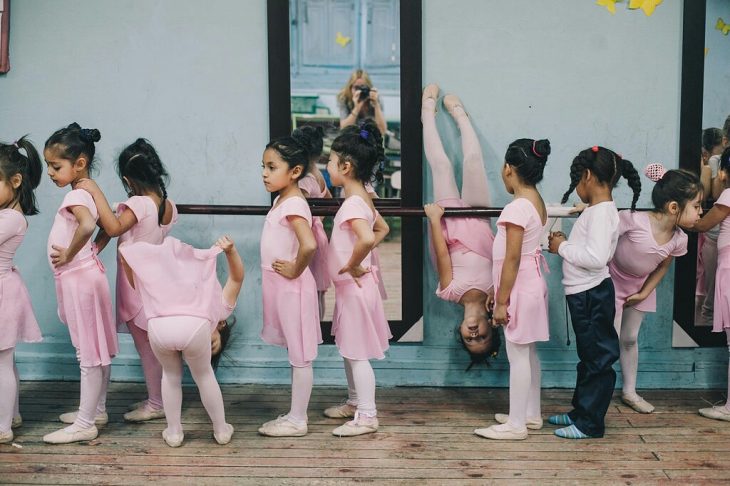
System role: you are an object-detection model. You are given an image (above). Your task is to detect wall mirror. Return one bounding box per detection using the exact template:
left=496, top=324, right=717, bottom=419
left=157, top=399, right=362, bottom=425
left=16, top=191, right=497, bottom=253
left=267, top=0, right=423, bottom=342
left=674, top=0, right=729, bottom=347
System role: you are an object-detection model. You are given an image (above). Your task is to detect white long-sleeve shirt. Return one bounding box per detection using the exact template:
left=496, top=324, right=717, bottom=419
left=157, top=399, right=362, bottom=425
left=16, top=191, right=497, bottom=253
left=558, top=201, right=619, bottom=295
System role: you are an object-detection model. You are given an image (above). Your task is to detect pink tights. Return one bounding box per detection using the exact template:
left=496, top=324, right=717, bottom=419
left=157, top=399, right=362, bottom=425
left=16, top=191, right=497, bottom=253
left=148, top=316, right=228, bottom=437
left=128, top=319, right=164, bottom=409
left=0, top=348, right=19, bottom=434
left=422, top=97, right=491, bottom=206
left=343, top=358, right=377, bottom=417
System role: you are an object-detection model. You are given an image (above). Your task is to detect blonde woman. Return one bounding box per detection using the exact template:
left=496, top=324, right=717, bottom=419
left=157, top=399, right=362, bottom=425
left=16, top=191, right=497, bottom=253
left=337, top=69, right=386, bottom=135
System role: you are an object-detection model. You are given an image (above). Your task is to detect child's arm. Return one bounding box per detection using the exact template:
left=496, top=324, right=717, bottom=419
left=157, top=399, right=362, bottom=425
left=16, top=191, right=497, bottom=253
left=216, top=236, right=244, bottom=306
left=550, top=210, right=616, bottom=269
left=338, top=218, right=375, bottom=285
left=272, top=216, right=317, bottom=279
left=624, top=256, right=672, bottom=307
left=50, top=206, right=97, bottom=268
left=694, top=204, right=730, bottom=232
left=373, top=212, right=390, bottom=246
left=76, top=179, right=138, bottom=237
left=93, top=228, right=112, bottom=253
left=424, top=203, right=453, bottom=290
left=493, top=224, right=524, bottom=326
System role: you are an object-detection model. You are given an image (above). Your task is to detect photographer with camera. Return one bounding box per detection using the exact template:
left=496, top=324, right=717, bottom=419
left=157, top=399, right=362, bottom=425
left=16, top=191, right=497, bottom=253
left=337, top=69, right=386, bottom=135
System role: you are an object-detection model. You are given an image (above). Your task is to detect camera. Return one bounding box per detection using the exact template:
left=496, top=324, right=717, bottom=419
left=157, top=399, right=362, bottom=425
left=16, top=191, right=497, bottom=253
left=355, top=84, right=371, bottom=100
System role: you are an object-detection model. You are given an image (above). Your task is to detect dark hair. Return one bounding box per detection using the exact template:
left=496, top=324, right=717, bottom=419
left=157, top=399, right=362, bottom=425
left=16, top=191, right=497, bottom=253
left=265, top=136, right=308, bottom=181
left=0, top=136, right=42, bottom=215
left=330, top=120, right=385, bottom=184
left=291, top=125, right=324, bottom=163
left=723, top=115, right=730, bottom=139
left=561, top=146, right=642, bottom=210
left=457, top=325, right=501, bottom=371
left=651, top=169, right=702, bottom=213
left=702, top=127, right=724, bottom=152
left=211, top=317, right=236, bottom=371
left=117, top=139, right=170, bottom=225
left=720, top=146, right=730, bottom=175
left=45, top=122, right=101, bottom=172
left=504, top=138, right=551, bottom=185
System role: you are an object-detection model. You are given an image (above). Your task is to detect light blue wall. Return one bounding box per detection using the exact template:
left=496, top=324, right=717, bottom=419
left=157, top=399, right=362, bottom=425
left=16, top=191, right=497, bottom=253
left=1, top=0, right=725, bottom=388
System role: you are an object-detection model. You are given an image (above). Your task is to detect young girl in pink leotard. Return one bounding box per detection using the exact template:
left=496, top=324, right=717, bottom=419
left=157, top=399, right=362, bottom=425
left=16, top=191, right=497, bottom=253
left=120, top=235, right=243, bottom=448
left=77, top=138, right=178, bottom=423
left=257, top=136, right=321, bottom=437
left=0, top=137, right=43, bottom=445
left=322, top=120, right=390, bottom=437
left=43, top=123, right=117, bottom=445
left=611, top=165, right=700, bottom=414
left=421, top=84, right=498, bottom=366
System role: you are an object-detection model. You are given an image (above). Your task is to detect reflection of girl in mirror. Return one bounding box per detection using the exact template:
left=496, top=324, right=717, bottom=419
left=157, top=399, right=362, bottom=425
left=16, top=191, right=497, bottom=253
left=421, top=84, right=499, bottom=368
left=693, top=147, right=730, bottom=422
left=337, top=69, right=386, bottom=135
left=473, top=138, right=551, bottom=441
left=292, top=126, right=332, bottom=316
left=697, top=128, right=727, bottom=325
left=611, top=165, right=701, bottom=415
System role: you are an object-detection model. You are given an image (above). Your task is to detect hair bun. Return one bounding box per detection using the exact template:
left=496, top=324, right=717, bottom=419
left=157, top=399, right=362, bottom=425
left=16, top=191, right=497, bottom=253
left=79, top=128, right=101, bottom=143
left=644, top=163, right=666, bottom=182
left=534, top=139, right=551, bottom=159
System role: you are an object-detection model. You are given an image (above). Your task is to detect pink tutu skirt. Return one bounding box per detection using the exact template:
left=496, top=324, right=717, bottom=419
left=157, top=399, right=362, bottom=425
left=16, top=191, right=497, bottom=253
left=309, top=218, right=331, bottom=292
left=261, top=266, right=322, bottom=367
left=370, top=247, right=388, bottom=300
left=0, top=268, right=42, bottom=350
left=713, top=246, right=730, bottom=333
left=609, top=261, right=656, bottom=317
left=493, top=253, right=549, bottom=344
left=54, top=256, right=118, bottom=367
left=332, top=273, right=391, bottom=360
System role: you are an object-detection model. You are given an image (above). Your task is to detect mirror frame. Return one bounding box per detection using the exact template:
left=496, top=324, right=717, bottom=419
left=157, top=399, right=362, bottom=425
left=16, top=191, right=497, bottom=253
left=266, top=0, right=424, bottom=341
left=674, top=0, right=725, bottom=346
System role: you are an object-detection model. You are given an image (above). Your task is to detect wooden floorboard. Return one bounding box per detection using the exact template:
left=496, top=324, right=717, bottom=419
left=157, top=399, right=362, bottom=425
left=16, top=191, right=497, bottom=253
left=1, top=383, right=729, bottom=484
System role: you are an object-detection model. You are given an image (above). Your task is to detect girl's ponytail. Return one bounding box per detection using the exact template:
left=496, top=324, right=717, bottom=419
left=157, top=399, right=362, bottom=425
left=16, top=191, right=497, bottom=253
left=618, top=156, right=641, bottom=211
left=0, top=136, right=42, bottom=215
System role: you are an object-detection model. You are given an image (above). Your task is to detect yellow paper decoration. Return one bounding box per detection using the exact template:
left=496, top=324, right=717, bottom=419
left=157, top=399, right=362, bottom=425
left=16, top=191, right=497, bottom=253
left=717, top=18, right=730, bottom=36
left=335, top=32, right=352, bottom=47
left=628, top=0, right=663, bottom=16
left=596, top=0, right=621, bottom=14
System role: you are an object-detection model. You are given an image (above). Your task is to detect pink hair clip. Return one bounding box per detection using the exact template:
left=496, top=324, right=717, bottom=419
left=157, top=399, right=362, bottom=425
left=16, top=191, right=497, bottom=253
left=532, top=140, right=541, bottom=157
left=591, top=146, right=599, bottom=153
left=644, top=163, right=666, bottom=182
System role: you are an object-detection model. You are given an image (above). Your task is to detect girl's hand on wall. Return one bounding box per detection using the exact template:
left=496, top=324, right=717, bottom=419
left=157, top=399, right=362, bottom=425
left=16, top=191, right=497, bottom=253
left=338, top=264, right=370, bottom=287
left=492, top=302, right=510, bottom=327
left=548, top=231, right=566, bottom=254
left=424, top=203, right=444, bottom=221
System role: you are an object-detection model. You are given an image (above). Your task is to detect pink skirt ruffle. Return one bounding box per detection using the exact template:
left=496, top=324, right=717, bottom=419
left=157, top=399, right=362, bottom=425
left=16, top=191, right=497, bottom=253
left=261, top=267, right=322, bottom=367
left=309, top=218, right=331, bottom=292
left=0, top=268, right=42, bottom=350
left=54, top=258, right=117, bottom=367
left=332, top=274, right=391, bottom=360
left=493, top=254, right=549, bottom=344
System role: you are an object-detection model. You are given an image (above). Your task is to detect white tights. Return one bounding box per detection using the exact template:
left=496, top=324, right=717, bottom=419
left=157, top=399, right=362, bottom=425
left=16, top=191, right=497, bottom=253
left=288, top=365, right=313, bottom=425
left=343, top=358, right=377, bottom=417
left=422, top=97, right=490, bottom=206
left=505, top=341, right=541, bottom=428
left=0, top=348, right=18, bottom=434
left=616, top=307, right=646, bottom=397
left=149, top=316, right=228, bottom=437
left=73, top=363, right=110, bottom=429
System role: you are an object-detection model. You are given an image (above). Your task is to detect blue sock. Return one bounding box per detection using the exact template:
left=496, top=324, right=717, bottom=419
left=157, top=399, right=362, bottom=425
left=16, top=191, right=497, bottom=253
left=554, top=424, right=591, bottom=439
left=548, top=414, right=574, bottom=426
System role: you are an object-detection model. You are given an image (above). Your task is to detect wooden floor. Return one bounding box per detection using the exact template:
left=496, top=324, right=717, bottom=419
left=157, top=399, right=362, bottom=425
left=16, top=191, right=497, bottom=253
left=2, top=383, right=730, bottom=485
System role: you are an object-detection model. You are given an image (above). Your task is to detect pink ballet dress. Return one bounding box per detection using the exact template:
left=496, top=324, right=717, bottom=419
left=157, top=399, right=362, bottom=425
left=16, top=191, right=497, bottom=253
left=298, top=174, right=331, bottom=292
left=364, top=182, right=388, bottom=300
left=432, top=197, right=494, bottom=303
left=0, top=209, right=42, bottom=350
left=327, top=195, right=391, bottom=360
left=115, top=196, right=178, bottom=331
left=713, top=190, right=730, bottom=332
left=119, top=237, right=235, bottom=332
left=260, top=196, right=322, bottom=367
left=48, top=189, right=117, bottom=367
left=492, top=198, right=549, bottom=344
left=609, top=210, right=687, bottom=317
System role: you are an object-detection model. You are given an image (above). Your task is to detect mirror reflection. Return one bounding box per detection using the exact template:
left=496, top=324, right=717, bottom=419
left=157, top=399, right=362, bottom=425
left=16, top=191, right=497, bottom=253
left=289, top=0, right=402, bottom=322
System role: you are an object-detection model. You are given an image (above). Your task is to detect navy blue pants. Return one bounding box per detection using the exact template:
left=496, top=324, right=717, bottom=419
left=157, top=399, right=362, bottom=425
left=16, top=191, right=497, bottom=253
left=566, top=278, right=619, bottom=438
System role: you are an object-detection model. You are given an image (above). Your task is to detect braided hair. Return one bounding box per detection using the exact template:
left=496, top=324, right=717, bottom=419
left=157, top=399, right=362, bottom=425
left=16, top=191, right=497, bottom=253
left=330, top=119, right=385, bottom=184
left=265, top=136, right=309, bottom=181
left=561, top=146, right=642, bottom=210
left=117, top=139, right=170, bottom=225
left=0, top=136, right=42, bottom=215
left=45, top=122, right=101, bottom=173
